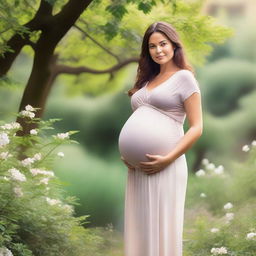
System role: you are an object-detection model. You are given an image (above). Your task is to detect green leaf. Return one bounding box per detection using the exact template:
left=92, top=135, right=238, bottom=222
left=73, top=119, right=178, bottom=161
left=138, top=1, right=156, bottom=14
left=105, top=3, right=128, bottom=20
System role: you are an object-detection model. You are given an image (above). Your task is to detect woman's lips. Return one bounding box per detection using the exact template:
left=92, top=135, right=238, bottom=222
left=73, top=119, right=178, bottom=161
left=156, top=55, right=165, bottom=59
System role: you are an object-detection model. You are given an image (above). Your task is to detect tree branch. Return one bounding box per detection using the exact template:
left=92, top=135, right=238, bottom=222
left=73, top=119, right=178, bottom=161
left=74, top=24, right=120, bottom=62
left=49, top=0, right=92, bottom=43
left=0, top=0, right=53, bottom=76
left=54, top=57, right=139, bottom=75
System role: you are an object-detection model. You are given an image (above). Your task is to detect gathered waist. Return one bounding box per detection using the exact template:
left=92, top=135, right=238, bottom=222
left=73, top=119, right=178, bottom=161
left=138, top=104, right=184, bottom=126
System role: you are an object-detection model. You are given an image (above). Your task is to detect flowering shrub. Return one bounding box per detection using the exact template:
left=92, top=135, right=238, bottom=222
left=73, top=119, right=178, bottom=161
left=184, top=139, right=256, bottom=255
left=0, top=105, right=101, bottom=256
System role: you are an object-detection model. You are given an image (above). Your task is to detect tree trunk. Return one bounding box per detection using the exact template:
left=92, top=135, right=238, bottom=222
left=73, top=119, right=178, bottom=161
left=16, top=50, right=58, bottom=136
left=15, top=0, right=93, bottom=135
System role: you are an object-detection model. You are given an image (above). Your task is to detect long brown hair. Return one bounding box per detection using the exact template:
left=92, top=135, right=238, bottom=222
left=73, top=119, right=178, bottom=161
left=128, top=21, right=193, bottom=97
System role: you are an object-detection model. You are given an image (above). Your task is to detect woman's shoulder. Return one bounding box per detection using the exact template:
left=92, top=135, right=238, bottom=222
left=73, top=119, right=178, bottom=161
left=176, top=69, right=198, bottom=83
left=177, top=69, right=200, bottom=94
left=178, top=69, right=195, bottom=78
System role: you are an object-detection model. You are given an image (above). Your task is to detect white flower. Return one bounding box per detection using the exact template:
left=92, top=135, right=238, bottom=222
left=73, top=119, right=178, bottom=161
left=211, top=246, right=228, bottom=255
left=0, top=122, right=21, bottom=130
left=21, top=154, right=41, bottom=166
left=46, top=197, right=62, bottom=206
left=21, top=157, right=35, bottom=167
left=30, top=168, right=39, bottom=176
left=20, top=110, right=35, bottom=119
left=196, top=169, right=206, bottom=177
left=106, top=223, right=114, bottom=232
left=13, top=186, right=23, bottom=197
left=55, top=132, right=69, bottom=140
left=3, top=176, right=10, bottom=181
left=12, top=122, right=21, bottom=129
left=201, top=158, right=209, bottom=165
left=30, top=168, right=54, bottom=177
left=242, top=144, right=250, bottom=152
left=0, top=247, right=14, bottom=256
left=251, top=140, right=256, bottom=146
left=225, top=212, right=234, bottom=221
left=58, top=133, right=69, bottom=139
left=30, top=129, right=38, bottom=135
left=224, top=202, right=233, bottom=210
left=246, top=232, right=256, bottom=240
left=33, top=153, right=41, bottom=161
left=0, top=132, right=10, bottom=147
left=57, top=152, right=64, bottom=157
left=200, top=193, right=207, bottom=198
left=62, top=204, right=74, bottom=213
left=39, top=177, right=49, bottom=185
left=211, top=228, right=220, bottom=233
left=8, top=168, right=26, bottom=182
left=214, top=165, right=224, bottom=175
left=217, top=247, right=228, bottom=254
left=0, top=123, right=12, bottom=130
left=0, top=151, right=12, bottom=160
left=207, top=163, right=215, bottom=171
left=25, top=104, right=36, bottom=112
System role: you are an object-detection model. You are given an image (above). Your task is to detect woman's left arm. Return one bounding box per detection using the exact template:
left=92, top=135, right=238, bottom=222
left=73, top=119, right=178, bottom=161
left=139, top=92, right=202, bottom=174
left=164, top=92, right=203, bottom=164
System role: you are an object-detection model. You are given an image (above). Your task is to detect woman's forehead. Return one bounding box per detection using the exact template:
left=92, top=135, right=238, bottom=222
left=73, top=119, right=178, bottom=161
left=148, top=32, right=169, bottom=44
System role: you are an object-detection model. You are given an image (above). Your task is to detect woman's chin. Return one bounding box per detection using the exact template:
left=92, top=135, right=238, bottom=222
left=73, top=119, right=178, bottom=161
left=154, top=58, right=169, bottom=65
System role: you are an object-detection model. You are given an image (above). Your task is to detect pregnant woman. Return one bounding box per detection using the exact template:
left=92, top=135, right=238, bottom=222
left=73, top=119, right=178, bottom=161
left=118, top=21, right=203, bottom=256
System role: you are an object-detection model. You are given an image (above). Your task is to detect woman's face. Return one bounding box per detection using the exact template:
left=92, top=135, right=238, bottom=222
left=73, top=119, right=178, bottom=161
left=148, top=32, right=175, bottom=65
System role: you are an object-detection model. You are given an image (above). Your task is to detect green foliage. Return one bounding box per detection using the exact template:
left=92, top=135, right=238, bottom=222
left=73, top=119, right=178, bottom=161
left=228, top=21, right=256, bottom=63
left=228, top=146, right=256, bottom=204
left=0, top=0, right=38, bottom=53
left=53, top=0, right=231, bottom=95
left=185, top=204, right=256, bottom=256
left=52, top=143, right=126, bottom=228
left=45, top=72, right=133, bottom=157
left=183, top=143, right=256, bottom=255
left=0, top=105, right=102, bottom=256
left=79, top=226, right=124, bottom=256
left=103, top=0, right=158, bottom=39
left=1, top=0, right=232, bottom=97
left=199, top=59, right=256, bottom=116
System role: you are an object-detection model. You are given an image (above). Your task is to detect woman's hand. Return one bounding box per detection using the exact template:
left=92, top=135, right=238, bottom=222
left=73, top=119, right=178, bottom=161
left=139, top=154, right=172, bottom=175
left=120, top=156, right=136, bottom=171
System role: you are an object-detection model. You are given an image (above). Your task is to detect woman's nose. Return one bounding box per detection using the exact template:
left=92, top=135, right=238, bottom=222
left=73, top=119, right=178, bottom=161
left=156, top=46, right=162, bottom=53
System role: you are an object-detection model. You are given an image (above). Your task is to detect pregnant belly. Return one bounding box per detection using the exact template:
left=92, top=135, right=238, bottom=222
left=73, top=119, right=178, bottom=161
left=118, top=106, right=183, bottom=167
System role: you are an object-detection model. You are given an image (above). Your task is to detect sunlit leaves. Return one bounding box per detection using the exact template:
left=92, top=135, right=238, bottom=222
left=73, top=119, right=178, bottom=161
left=0, top=0, right=233, bottom=96
left=105, top=2, right=128, bottom=20
left=137, top=1, right=157, bottom=14
left=100, top=20, right=120, bottom=40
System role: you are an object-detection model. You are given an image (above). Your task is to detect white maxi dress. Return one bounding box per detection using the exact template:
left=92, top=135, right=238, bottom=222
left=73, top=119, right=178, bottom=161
left=118, top=69, right=201, bottom=256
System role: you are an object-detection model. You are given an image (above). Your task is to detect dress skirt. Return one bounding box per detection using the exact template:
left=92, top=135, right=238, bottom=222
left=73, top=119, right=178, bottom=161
left=121, top=69, right=201, bottom=256
left=124, top=153, right=188, bottom=256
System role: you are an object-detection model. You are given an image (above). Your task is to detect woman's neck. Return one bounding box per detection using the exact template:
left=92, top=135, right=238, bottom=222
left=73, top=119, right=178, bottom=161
left=159, top=61, right=179, bottom=75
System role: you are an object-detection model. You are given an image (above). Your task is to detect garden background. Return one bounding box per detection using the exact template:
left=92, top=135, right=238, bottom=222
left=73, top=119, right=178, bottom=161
left=0, top=0, right=256, bottom=255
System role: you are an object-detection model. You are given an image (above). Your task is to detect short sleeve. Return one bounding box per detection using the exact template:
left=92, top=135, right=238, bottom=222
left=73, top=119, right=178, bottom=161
left=179, top=71, right=201, bottom=102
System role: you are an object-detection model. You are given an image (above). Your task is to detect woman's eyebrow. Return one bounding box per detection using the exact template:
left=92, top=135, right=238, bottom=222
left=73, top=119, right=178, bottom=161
left=148, top=40, right=168, bottom=45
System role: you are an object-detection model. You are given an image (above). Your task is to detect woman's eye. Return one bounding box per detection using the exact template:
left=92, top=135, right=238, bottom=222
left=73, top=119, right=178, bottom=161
left=149, top=43, right=167, bottom=49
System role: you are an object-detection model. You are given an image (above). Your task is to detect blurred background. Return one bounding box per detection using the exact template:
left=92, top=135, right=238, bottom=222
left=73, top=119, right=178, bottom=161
left=0, top=0, right=256, bottom=254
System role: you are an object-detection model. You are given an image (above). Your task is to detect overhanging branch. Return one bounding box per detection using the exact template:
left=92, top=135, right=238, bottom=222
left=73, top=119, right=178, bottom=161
left=0, top=0, right=53, bottom=76
left=54, top=57, right=139, bottom=75
left=74, top=24, right=120, bottom=62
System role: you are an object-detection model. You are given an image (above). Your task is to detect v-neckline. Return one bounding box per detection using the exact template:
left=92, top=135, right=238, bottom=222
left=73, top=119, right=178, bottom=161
left=145, top=69, right=185, bottom=94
